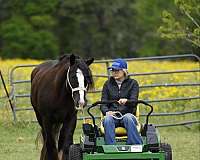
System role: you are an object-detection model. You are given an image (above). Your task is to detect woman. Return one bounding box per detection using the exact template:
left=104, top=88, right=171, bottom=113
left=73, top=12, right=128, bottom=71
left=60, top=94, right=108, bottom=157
left=100, top=58, right=142, bottom=145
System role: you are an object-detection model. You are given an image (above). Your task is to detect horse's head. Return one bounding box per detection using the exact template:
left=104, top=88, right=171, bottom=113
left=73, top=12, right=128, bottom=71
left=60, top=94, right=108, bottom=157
left=66, top=54, right=94, bottom=110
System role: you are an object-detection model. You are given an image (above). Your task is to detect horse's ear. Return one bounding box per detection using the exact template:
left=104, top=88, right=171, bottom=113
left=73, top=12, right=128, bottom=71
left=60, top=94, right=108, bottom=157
left=86, top=58, right=94, bottom=66
left=70, top=54, right=76, bottom=66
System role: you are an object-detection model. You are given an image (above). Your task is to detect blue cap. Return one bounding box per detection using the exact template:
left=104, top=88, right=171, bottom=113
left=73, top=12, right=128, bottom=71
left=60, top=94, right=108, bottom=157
left=108, top=58, right=127, bottom=70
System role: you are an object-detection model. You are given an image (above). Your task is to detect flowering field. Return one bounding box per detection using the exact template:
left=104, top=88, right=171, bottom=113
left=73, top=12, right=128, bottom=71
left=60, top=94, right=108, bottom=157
left=0, top=58, right=199, bottom=123
left=0, top=58, right=199, bottom=160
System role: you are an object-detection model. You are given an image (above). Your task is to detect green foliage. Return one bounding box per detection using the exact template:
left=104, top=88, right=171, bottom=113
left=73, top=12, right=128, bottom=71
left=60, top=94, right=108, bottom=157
left=30, top=15, right=57, bottom=29
left=0, top=16, right=58, bottom=59
left=0, top=0, right=59, bottom=59
left=0, top=0, right=199, bottom=59
left=132, top=0, right=193, bottom=56
left=55, top=0, right=139, bottom=58
left=23, top=0, right=59, bottom=16
left=158, top=0, right=200, bottom=48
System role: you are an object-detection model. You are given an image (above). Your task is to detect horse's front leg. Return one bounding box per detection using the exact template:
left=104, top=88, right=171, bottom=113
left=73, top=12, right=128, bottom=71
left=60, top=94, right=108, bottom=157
left=43, top=119, right=59, bottom=160
left=58, top=111, right=77, bottom=160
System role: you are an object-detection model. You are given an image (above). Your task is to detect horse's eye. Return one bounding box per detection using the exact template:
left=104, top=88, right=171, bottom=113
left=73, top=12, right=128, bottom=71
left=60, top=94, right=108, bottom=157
left=71, top=74, right=77, bottom=78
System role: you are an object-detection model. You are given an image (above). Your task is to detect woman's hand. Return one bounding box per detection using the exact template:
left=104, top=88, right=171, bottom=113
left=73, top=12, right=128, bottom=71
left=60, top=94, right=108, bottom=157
left=118, top=98, right=127, bottom=105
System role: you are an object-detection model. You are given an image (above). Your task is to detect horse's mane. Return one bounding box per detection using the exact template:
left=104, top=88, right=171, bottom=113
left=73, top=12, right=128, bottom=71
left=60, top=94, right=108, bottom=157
left=77, top=59, right=94, bottom=89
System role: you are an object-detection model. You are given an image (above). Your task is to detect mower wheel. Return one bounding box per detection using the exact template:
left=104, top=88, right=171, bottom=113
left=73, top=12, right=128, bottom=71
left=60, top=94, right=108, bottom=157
left=160, top=143, right=172, bottom=160
left=69, top=144, right=82, bottom=160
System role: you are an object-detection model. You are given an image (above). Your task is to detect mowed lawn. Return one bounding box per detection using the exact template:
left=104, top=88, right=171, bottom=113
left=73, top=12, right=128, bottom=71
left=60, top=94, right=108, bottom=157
left=0, top=121, right=199, bottom=160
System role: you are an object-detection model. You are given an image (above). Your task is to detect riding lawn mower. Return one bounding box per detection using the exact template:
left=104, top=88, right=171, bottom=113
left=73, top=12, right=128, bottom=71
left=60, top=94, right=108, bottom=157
left=69, top=100, right=172, bottom=160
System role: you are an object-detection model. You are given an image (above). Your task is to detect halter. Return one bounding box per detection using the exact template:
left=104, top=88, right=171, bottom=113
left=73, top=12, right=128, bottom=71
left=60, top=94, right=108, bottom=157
left=66, top=66, right=87, bottom=98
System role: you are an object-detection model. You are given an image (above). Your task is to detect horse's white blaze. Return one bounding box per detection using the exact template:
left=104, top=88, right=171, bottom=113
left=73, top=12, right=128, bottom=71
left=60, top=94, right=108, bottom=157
left=76, top=68, right=85, bottom=105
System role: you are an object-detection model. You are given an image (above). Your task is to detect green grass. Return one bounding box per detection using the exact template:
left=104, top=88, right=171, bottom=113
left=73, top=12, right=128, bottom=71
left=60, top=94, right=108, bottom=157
left=0, top=122, right=40, bottom=160
left=159, top=125, right=200, bottom=160
left=0, top=98, right=199, bottom=160
left=0, top=121, right=199, bottom=160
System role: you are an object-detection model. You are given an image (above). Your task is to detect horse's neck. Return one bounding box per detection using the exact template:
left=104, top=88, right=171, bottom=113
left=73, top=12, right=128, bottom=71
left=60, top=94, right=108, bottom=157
left=54, top=64, right=69, bottom=91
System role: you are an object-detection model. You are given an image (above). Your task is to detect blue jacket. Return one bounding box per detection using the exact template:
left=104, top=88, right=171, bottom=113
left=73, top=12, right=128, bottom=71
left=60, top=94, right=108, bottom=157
left=100, top=76, right=139, bottom=116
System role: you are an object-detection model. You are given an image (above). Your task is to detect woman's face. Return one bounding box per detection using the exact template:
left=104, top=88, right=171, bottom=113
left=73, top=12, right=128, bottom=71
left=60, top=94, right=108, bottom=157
left=111, top=69, right=125, bottom=80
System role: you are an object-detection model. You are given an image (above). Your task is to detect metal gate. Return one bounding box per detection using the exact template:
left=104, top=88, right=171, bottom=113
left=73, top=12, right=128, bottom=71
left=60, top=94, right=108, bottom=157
left=8, top=54, right=200, bottom=127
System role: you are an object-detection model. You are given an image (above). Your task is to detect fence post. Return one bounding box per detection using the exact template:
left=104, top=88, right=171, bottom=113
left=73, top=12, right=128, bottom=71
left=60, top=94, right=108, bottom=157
left=0, top=70, right=17, bottom=122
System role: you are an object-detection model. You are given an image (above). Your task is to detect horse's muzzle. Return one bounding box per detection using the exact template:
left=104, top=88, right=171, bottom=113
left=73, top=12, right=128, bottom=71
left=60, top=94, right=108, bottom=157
left=75, top=101, right=85, bottom=111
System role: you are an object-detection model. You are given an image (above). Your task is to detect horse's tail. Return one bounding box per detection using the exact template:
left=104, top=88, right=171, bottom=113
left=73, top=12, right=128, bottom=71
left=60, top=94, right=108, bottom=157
left=35, top=129, right=43, bottom=150
left=35, top=129, right=46, bottom=160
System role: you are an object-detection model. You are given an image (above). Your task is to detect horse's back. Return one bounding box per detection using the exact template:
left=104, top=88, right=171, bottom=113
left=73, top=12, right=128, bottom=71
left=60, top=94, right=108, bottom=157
left=31, top=60, right=58, bottom=81
left=31, top=60, right=61, bottom=108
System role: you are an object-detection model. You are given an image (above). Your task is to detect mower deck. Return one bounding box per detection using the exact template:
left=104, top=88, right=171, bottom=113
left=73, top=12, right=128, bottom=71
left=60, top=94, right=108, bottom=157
left=83, top=151, right=165, bottom=160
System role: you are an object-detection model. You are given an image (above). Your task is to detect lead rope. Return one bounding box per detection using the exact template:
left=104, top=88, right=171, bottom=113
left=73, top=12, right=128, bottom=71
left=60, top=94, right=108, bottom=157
left=110, top=111, right=139, bottom=125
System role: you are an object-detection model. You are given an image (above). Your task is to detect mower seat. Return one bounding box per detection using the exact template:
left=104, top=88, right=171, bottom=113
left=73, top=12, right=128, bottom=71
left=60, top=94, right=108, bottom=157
left=100, top=106, right=142, bottom=137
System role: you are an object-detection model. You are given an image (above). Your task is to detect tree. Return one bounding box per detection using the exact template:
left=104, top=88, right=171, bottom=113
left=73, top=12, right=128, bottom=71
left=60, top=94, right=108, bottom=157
left=0, top=0, right=59, bottom=59
left=0, top=16, right=58, bottom=59
left=158, top=0, right=200, bottom=49
left=55, top=0, right=139, bottom=58
left=1, top=0, right=198, bottom=59
left=133, top=0, right=195, bottom=56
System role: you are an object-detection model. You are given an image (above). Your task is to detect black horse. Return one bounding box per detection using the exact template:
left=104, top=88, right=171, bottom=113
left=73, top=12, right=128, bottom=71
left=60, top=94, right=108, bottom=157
left=31, top=54, right=94, bottom=160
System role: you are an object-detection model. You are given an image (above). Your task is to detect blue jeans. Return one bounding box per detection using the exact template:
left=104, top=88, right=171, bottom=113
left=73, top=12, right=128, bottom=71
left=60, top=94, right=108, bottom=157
left=103, top=113, right=143, bottom=145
